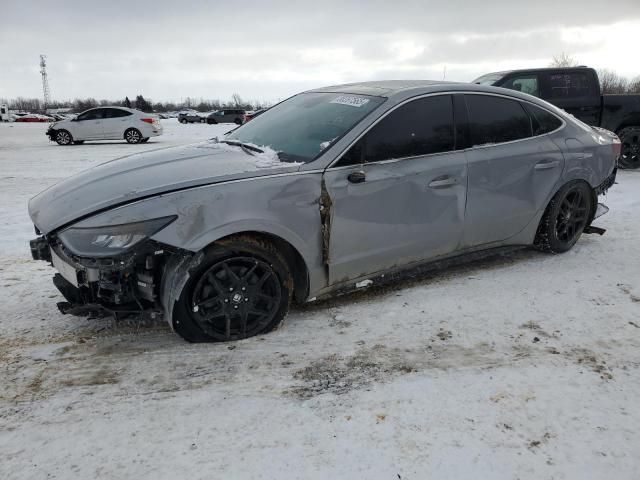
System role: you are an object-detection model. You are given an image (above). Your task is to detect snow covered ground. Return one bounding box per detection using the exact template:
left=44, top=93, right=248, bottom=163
left=1, top=119, right=639, bottom=479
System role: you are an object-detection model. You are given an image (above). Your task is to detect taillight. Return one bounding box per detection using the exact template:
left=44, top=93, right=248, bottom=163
left=141, top=118, right=154, bottom=124
left=613, top=137, right=621, bottom=158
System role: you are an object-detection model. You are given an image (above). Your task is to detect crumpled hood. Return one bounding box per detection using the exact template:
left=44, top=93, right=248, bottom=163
left=29, top=141, right=300, bottom=233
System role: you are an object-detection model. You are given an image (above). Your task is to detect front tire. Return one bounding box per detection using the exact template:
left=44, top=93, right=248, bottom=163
left=618, top=126, right=640, bottom=169
left=55, top=130, right=73, bottom=145
left=172, top=237, right=292, bottom=343
left=534, top=181, right=593, bottom=253
left=124, top=128, right=142, bottom=144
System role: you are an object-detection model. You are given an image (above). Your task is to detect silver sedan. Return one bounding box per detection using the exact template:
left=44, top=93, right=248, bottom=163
left=29, top=81, right=619, bottom=342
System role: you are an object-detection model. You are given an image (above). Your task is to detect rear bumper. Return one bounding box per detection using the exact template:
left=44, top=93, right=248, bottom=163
left=595, top=167, right=616, bottom=196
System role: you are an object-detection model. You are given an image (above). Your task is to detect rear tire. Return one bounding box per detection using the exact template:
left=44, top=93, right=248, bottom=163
left=124, top=128, right=142, bottom=144
left=618, top=126, right=640, bottom=169
left=172, top=236, right=292, bottom=343
left=534, top=181, right=593, bottom=253
left=55, top=130, right=73, bottom=146
left=180, top=118, right=187, bottom=124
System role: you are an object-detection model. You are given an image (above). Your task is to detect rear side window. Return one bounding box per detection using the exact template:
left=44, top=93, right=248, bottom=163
left=466, top=95, right=532, bottom=146
left=546, top=72, right=594, bottom=98
left=359, top=95, right=454, bottom=163
left=524, top=104, right=563, bottom=135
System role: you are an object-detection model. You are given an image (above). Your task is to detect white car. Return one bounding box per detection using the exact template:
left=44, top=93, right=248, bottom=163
left=46, top=107, right=163, bottom=145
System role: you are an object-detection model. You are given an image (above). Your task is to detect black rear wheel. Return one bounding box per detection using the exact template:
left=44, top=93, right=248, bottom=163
left=172, top=237, right=292, bottom=342
left=535, top=182, right=593, bottom=253
left=618, top=126, right=640, bottom=169
left=124, top=128, right=142, bottom=144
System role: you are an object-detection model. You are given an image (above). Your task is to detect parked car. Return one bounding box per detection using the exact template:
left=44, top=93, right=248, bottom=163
left=46, top=107, right=163, bottom=145
left=244, top=109, right=268, bottom=122
left=206, top=109, right=245, bottom=125
left=473, top=66, right=640, bottom=169
left=29, top=81, right=618, bottom=342
left=178, top=111, right=205, bottom=123
left=15, top=113, right=54, bottom=122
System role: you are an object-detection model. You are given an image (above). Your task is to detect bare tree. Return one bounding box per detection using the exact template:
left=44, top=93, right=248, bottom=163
left=549, top=52, right=578, bottom=68
left=628, top=76, right=640, bottom=94
left=231, top=92, right=243, bottom=107
left=598, top=69, right=629, bottom=94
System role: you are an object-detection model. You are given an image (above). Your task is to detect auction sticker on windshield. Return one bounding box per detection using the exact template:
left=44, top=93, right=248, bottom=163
left=330, top=95, right=371, bottom=107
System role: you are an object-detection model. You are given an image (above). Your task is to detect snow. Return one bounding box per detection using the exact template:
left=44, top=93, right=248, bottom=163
left=1, top=120, right=640, bottom=479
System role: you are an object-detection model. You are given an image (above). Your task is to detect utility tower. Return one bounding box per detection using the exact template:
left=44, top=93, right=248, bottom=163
left=40, top=54, right=51, bottom=111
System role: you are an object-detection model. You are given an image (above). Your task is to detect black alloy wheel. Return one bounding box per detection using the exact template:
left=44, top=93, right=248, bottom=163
left=535, top=181, right=593, bottom=253
left=189, top=257, right=282, bottom=341
left=554, top=187, right=589, bottom=245
left=618, top=127, right=640, bottom=169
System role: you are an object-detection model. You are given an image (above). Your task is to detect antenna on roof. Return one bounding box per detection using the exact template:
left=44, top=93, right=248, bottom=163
left=442, top=65, right=447, bottom=80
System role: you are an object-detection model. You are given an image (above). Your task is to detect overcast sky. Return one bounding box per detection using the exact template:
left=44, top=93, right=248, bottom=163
left=1, top=0, right=639, bottom=103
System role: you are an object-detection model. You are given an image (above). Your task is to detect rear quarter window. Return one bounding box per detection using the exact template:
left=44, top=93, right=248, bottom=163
left=524, top=104, right=563, bottom=135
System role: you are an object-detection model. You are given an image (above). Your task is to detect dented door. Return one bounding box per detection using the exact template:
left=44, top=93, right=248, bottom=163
left=323, top=152, right=467, bottom=284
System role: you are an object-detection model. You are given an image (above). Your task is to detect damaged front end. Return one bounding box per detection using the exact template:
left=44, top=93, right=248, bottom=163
left=30, top=216, right=189, bottom=321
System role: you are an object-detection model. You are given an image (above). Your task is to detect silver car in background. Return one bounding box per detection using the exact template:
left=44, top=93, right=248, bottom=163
left=29, top=81, right=619, bottom=342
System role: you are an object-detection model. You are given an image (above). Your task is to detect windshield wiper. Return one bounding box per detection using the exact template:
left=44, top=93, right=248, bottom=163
left=220, top=140, right=263, bottom=156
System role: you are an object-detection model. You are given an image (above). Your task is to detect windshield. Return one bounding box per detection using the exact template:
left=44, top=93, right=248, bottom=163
left=225, top=92, right=385, bottom=163
left=471, top=73, right=506, bottom=85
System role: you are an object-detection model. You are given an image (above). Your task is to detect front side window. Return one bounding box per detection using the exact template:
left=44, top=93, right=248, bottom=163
left=546, top=73, right=594, bottom=98
left=226, top=92, right=385, bottom=163
left=466, top=95, right=532, bottom=146
left=363, top=95, right=454, bottom=163
left=501, top=76, right=540, bottom=97
left=76, top=109, right=104, bottom=121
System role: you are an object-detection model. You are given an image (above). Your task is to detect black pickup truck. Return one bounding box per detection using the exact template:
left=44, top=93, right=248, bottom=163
left=473, top=67, right=640, bottom=168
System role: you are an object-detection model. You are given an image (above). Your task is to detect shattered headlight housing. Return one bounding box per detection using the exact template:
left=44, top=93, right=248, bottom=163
left=58, top=216, right=176, bottom=257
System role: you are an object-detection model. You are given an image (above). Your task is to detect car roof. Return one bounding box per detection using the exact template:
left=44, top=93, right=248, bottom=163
left=477, top=66, right=595, bottom=79
left=305, top=80, right=562, bottom=107
left=307, top=80, right=461, bottom=97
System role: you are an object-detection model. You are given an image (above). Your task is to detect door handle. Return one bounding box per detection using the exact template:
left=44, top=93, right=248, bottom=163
left=428, top=175, right=458, bottom=189
left=347, top=170, right=366, bottom=184
left=534, top=160, right=560, bottom=170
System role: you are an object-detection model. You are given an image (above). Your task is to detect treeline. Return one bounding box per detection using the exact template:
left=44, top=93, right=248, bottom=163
left=549, top=54, right=640, bottom=94
left=597, top=70, right=640, bottom=95
left=0, top=93, right=273, bottom=113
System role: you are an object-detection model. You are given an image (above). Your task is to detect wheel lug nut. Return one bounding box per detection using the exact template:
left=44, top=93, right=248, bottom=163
left=234, top=305, right=238, bottom=309
left=229, top=288, right=234, bottom=292
left=241, top=287, right=246, bottom=291
left=224, top=299, right=229, bottom=303
left=245, top=298, right=249, bottom=302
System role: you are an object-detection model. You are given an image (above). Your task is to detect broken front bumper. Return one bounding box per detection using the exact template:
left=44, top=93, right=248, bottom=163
left=30, top=235, right=170, bottom=318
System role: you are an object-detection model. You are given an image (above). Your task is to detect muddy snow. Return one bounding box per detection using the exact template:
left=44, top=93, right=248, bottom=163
left=1, top=120, right=640, bottom=479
